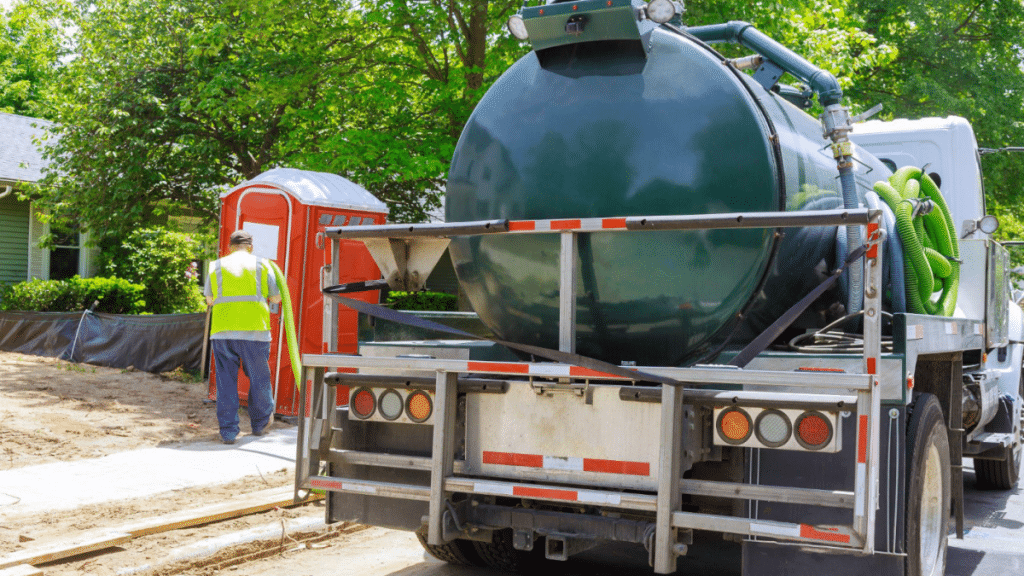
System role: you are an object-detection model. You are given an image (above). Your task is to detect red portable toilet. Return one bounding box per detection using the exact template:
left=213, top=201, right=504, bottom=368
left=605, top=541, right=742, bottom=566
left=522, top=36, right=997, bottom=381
left=209, top=168, right=388, bottom=416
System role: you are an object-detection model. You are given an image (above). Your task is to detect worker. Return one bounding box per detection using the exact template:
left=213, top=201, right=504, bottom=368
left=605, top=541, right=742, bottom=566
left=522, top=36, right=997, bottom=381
left=205, top=230, right=282, bottom=444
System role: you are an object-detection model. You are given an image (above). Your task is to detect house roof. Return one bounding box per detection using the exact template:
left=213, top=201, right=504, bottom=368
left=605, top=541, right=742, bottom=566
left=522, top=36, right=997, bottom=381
left=0, top=112, right=53, bottom=185
left=224, top=167, right=389, bottom=214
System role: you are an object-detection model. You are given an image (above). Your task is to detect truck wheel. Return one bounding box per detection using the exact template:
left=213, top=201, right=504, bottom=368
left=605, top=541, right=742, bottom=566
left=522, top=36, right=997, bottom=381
left=472, top=529, right=544, bottom=572
left=414, top=527, right=484, bottom=566
left=906, top=393, right=950, bottom=576
left=974, top=376, right=1023, bottom=490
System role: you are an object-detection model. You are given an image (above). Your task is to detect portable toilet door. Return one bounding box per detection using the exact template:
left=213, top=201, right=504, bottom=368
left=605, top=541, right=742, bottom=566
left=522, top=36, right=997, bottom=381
left=211, top=168, right=388, bottom=416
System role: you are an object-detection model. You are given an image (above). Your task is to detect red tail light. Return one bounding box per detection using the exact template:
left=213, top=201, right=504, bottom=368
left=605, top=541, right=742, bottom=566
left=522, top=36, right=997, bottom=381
left=351, top=387, right=376, bottom=419
left=795, top=411, right=833, bottom=450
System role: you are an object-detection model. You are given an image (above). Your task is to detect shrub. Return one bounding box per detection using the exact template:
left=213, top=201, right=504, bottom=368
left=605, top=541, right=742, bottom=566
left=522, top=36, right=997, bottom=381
left=385, top=291, right=457, bottom=311
left=98, top=227, right=209, bottom=314
left=0, top=276, right=146, bottom=314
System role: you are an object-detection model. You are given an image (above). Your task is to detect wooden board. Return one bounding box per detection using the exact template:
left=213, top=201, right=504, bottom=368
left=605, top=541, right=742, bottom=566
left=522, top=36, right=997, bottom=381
left=0, top=532, right=131, bottom=569
left=0, top=488, right=321, bottom=570
left=120, top=487, right=321, bottom=537
left=0, top=565, right=43, bottom=576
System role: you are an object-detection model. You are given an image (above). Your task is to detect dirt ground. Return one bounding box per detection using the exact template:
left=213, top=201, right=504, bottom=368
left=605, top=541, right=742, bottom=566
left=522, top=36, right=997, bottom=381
left=0, top=351, right=221, bottom=469
left=0, top=351, right=354, bottom=576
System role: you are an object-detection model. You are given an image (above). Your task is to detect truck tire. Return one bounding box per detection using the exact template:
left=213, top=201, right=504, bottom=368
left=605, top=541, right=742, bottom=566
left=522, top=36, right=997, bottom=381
left=974, top=376, right=1023, bottom=490
left=472, top=529, right=544, bottom=572
left=414, top=527, right=484, bottom=566
left=906, top=393, right=950, bottom=576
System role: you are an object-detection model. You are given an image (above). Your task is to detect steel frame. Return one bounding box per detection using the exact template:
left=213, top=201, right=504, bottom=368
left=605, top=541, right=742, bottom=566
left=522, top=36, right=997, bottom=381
left=296, top=208, right=886, bottom=572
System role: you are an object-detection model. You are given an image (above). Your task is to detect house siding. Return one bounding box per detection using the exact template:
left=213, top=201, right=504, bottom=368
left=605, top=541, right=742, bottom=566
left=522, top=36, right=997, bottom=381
left=0, top=193, right=29, bottom=283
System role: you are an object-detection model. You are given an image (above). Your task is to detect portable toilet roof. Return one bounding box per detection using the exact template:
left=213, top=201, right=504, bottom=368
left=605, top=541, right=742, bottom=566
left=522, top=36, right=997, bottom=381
left=222, top=167, right=389, bottom=215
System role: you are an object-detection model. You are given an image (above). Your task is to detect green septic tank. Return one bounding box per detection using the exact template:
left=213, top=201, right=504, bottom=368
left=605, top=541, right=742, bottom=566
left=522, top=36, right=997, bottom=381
left=446, top=14, right=889, bottom=366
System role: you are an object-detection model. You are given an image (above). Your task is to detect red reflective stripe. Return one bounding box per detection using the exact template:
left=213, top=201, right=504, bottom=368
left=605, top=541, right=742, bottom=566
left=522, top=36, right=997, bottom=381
left=467, top=361, right=530, bottom=374
left=866, top=223, right=880, bottom=259
left=602, top=218, right=627, bottom=229
left=866, top=357, right=877, bottom=375
left=569, top=366, right=622, bottom=378
left=509, top=221, right=535, bottom=231
left=551, top=219, right=581, bottom=230
left=310, top=478, right=344, bottom=491
left=795, top=367, right=845, bottom=373
left=857, top=415, right=868, bottom=464
left=799, top=524, right=851, bottom=544
left=513, top=486, right=577, bottom=501
left=583, top=458, right=650, bottom=476
left=483, top=451, right=544, bottom=468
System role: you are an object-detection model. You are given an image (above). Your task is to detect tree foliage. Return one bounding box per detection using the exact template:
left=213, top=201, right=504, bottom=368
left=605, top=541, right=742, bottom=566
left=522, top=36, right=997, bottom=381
left=12, top=0, right=1024, bottom=254
left=37, top=0, right=373, bottom=242
left=284, top=0, right=526, bottom=222
left=0, top=0, right=69, bottom=116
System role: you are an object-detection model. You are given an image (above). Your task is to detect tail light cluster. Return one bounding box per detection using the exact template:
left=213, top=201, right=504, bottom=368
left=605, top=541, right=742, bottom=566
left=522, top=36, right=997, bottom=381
left=348, top=387, right=434, bottom=424
left=712, top=406, right=841, bottom=453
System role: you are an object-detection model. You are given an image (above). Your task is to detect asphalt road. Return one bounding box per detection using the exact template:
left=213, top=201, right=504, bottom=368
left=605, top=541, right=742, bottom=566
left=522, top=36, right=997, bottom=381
left=247, top=458, right=1022, bottom=576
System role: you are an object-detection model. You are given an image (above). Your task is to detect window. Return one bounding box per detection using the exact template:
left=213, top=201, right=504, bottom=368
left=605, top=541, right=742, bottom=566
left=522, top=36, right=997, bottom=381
left=49, top=221, right=80, bottom=280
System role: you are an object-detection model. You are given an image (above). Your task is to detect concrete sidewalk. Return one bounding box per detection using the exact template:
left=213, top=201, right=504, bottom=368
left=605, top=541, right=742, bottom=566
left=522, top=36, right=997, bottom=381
left=0, top=429, right=297, bottom=516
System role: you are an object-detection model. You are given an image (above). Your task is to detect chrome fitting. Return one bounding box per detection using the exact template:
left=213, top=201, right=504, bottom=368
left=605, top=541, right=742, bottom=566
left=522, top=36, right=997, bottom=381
left=820, top=104, right=853, bottom=143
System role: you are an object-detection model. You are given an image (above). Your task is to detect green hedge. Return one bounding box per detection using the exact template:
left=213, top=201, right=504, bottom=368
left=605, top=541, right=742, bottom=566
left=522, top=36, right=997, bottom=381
left=385, top=291, right=457, bottom=312
left=0, top=276, right=146, bottom=314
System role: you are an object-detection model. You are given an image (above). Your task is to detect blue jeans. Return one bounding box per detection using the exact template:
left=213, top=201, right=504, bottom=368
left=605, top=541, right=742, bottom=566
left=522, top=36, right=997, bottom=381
left=212, top=339, right=274, bottom=441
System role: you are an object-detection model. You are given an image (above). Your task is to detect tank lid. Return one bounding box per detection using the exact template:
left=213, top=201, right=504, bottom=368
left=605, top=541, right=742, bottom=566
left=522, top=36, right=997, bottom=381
left=517, top=0, right=658, bottom=53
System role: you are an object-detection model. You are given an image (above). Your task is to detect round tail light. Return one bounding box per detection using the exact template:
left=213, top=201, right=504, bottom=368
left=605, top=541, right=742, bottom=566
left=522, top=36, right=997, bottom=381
left=717, top=407, right=752, bottom=444
left=755, top=409, right=792, bottom=448
left=351, top=387, right=376, bottom=419
left=378, top=389, right=404, bottom=421
left=406, top=391, right=433, bottom=423
left=795, top=411, right=833, bottom=450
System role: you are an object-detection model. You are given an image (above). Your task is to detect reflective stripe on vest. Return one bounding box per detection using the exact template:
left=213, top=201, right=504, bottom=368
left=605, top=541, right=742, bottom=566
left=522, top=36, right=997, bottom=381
left=209, top=255, right=271, bottom=335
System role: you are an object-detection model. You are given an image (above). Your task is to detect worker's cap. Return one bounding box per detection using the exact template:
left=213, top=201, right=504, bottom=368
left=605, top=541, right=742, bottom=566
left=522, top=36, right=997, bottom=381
left=229, top=230, right=253, bottom=245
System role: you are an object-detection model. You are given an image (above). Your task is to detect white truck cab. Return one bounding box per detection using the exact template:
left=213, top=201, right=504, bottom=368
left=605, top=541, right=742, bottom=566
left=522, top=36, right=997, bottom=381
left=850, top=116, right=989, bottom=240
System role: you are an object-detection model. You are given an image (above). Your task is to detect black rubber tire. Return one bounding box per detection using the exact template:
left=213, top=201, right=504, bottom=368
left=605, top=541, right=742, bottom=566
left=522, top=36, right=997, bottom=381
left=414, top=527, right=485, bottom=566
left=472, top=529, right=545, bottom=572
left=975, top=375, right=1023, bottom=490
left=906, top=393, right=950, bottom=576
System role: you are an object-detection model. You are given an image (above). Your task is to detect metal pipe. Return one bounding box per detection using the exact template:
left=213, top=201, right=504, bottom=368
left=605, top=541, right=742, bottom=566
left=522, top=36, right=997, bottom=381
left=326, top=219, right=508, bottom=239
left=687, top=21, right=844, bottom=107
left=325, top=210, right=877, bottom=240
left=0, top=185, right=11, bottom=199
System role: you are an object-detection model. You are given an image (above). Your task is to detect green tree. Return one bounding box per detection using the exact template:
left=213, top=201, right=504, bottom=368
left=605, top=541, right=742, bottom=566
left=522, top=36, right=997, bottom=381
left=848, top=0, right=1024, bottom=257
left=0, top=0, right=69, bottom=117
left=285, top=0, right=527, bottom=222
left=37, top=0, right=372, bottom=242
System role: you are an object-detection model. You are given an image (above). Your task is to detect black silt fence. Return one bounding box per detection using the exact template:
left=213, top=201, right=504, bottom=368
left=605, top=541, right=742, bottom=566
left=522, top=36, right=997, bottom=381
left=0, top=311, right=205, bottom=373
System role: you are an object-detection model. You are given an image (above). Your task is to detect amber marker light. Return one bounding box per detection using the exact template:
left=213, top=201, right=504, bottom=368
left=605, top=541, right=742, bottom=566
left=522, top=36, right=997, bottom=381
left=406, top=391, right=434, bottom=423
left=717, top=407, right=753, bottom=444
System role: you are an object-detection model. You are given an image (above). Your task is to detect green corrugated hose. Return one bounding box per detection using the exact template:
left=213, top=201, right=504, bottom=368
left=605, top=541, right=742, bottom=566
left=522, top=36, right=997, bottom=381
left=873, top=167, right=959, bottom=316
left=267, top=260, right=302, bottom=390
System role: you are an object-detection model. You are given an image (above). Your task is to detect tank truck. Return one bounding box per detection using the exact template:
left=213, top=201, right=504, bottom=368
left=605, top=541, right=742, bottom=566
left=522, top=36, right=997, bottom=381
left=293, top=2, right=1024, bottom=575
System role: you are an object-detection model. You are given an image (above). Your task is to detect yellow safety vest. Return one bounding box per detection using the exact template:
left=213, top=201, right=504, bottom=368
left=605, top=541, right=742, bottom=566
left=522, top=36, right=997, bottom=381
left=209, top=253, right=272, bottom=335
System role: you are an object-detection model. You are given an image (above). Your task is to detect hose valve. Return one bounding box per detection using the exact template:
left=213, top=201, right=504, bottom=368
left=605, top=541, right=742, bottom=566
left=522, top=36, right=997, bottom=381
left=820, top=104, right=853, bottom=143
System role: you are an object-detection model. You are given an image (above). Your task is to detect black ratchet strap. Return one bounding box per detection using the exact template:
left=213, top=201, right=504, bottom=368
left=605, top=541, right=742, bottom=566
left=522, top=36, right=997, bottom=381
left=728, top=243, right=869, bottom=368
left=322, top=288, right=680, bottom=387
